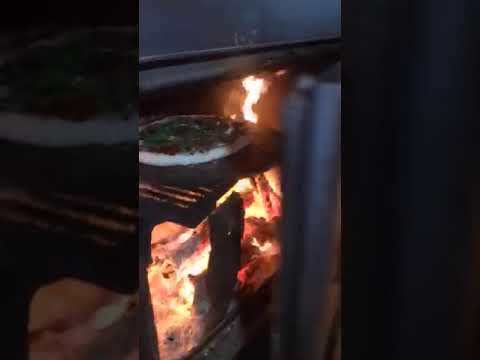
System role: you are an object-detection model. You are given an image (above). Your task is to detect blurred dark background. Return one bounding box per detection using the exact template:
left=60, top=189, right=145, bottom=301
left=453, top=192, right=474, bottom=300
left=1, top=0, right=137, bottom=54
left=7, top=0, right=137, bottom=27
left=1, top=2, right=138, bottom=359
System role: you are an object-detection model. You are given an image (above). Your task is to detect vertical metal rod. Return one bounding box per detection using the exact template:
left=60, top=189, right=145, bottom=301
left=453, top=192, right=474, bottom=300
left=279, top=66, right=340, bottom=360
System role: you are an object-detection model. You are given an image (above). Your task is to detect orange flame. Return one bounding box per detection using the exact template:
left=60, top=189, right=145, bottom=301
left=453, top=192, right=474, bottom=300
left=247, top=190, right=269, bottom=219
left=241, top=75, right=268, bottom=123
left=216, top=177, right=270, bottom=220
left=216, top=178, right=252, bottom=207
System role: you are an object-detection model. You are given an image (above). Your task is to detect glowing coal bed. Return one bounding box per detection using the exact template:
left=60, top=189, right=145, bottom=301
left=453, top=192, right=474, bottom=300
left=148, top=167, right=282, bottom=360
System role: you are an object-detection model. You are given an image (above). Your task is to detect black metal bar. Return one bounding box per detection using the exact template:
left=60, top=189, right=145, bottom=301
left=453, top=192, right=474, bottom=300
left=139, top=44, right=340, bottom=93
left=206, top=193, right=243, bottom=332
left=139, top=38, right=340, bottom=70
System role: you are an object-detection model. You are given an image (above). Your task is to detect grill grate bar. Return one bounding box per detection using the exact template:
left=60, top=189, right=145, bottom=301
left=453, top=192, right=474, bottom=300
left=159, top=184, right=210, bottom=197
left=139, top=181, right=235, bottom=228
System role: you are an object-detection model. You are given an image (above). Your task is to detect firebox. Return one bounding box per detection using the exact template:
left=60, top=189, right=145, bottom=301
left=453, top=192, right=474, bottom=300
left=140, top=2, right=340, bottom=357
left=139, top=46, right=341, bottom=359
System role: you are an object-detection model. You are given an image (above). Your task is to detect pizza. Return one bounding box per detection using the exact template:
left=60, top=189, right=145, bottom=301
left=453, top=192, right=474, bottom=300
left=0, top=27, right=137, bottom=147
left=139, top=115, right=253, bottom=166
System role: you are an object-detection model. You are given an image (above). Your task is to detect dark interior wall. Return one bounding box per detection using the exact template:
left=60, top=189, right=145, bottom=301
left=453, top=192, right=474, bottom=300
left=9, top=0, right=137, bottom=27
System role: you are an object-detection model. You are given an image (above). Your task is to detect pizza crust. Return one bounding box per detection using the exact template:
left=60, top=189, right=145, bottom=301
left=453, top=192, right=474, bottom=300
left=139, top=134, right=250, bottom=167
left=0, top=112, right=137, bottom=146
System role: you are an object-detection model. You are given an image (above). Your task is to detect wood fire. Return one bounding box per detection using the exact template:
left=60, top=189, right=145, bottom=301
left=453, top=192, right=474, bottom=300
left=147, top=72, right=280, bottom=358
left=148, top=167, right=282, bottom=359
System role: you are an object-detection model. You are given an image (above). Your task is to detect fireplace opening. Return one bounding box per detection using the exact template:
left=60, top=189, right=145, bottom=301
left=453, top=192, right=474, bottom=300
left=140, top=65, right=340, bottom=360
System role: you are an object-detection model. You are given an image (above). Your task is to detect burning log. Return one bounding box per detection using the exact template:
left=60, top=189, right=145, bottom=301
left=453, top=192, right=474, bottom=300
left=254, top=174, right=272, bottom=216
left=264, top=166, right=282, bottom=197
left=243, top=217, right=279, bottom=244
left=146, top=168, right=283, bottom=359
left=151, top=221, right=209, bottom=266
left=147, top=222, right=211, bottom=358
left=241, top=217, right=280, bottom=266
left=205, top=192, right=244, bottom=331
left=256, top=171, right=282, bottom=220
left=191, top=272, right=209, bottom=316
left=237, top=253, right=281, bottom=293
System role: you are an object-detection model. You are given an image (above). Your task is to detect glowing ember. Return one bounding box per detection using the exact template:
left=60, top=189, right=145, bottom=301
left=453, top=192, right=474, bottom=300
left=172, top=242, right=211, bottom=315
left=237, top=267, right=248, bottom=284
left=241, top=75, right=268, bottom=123
left=147, top=223, right=211, bottom=359
left=218, top=172, right=282, bottom=291
left=178, top=278, right=195, bottom=309
left=275, top=69, right=287, bottom=77
left=177, top=229, right=195, bottom=244
left=234, top=178, right=253, bottom=193
left=247, top=189, right=269, bottom=219
left=251, top=237, right=273, bottom=253
left=263, top=167, right=282, bottom=197
left=216, top=178, right=253, bottom=207
left=178, top=243, right=211, bottom=278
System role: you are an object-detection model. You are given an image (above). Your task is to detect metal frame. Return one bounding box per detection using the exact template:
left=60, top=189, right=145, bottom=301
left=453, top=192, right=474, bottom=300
left=139, top=38, right=340, bottom=70
left=139, top=41, right=340, bottom=94
left=138, top=25, right=342, bottom=357
left=278, top=64, right=341, bottom=360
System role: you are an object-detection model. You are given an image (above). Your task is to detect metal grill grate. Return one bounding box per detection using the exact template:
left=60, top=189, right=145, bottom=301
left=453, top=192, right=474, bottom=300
left=139, top=181, right=235, bottom=228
